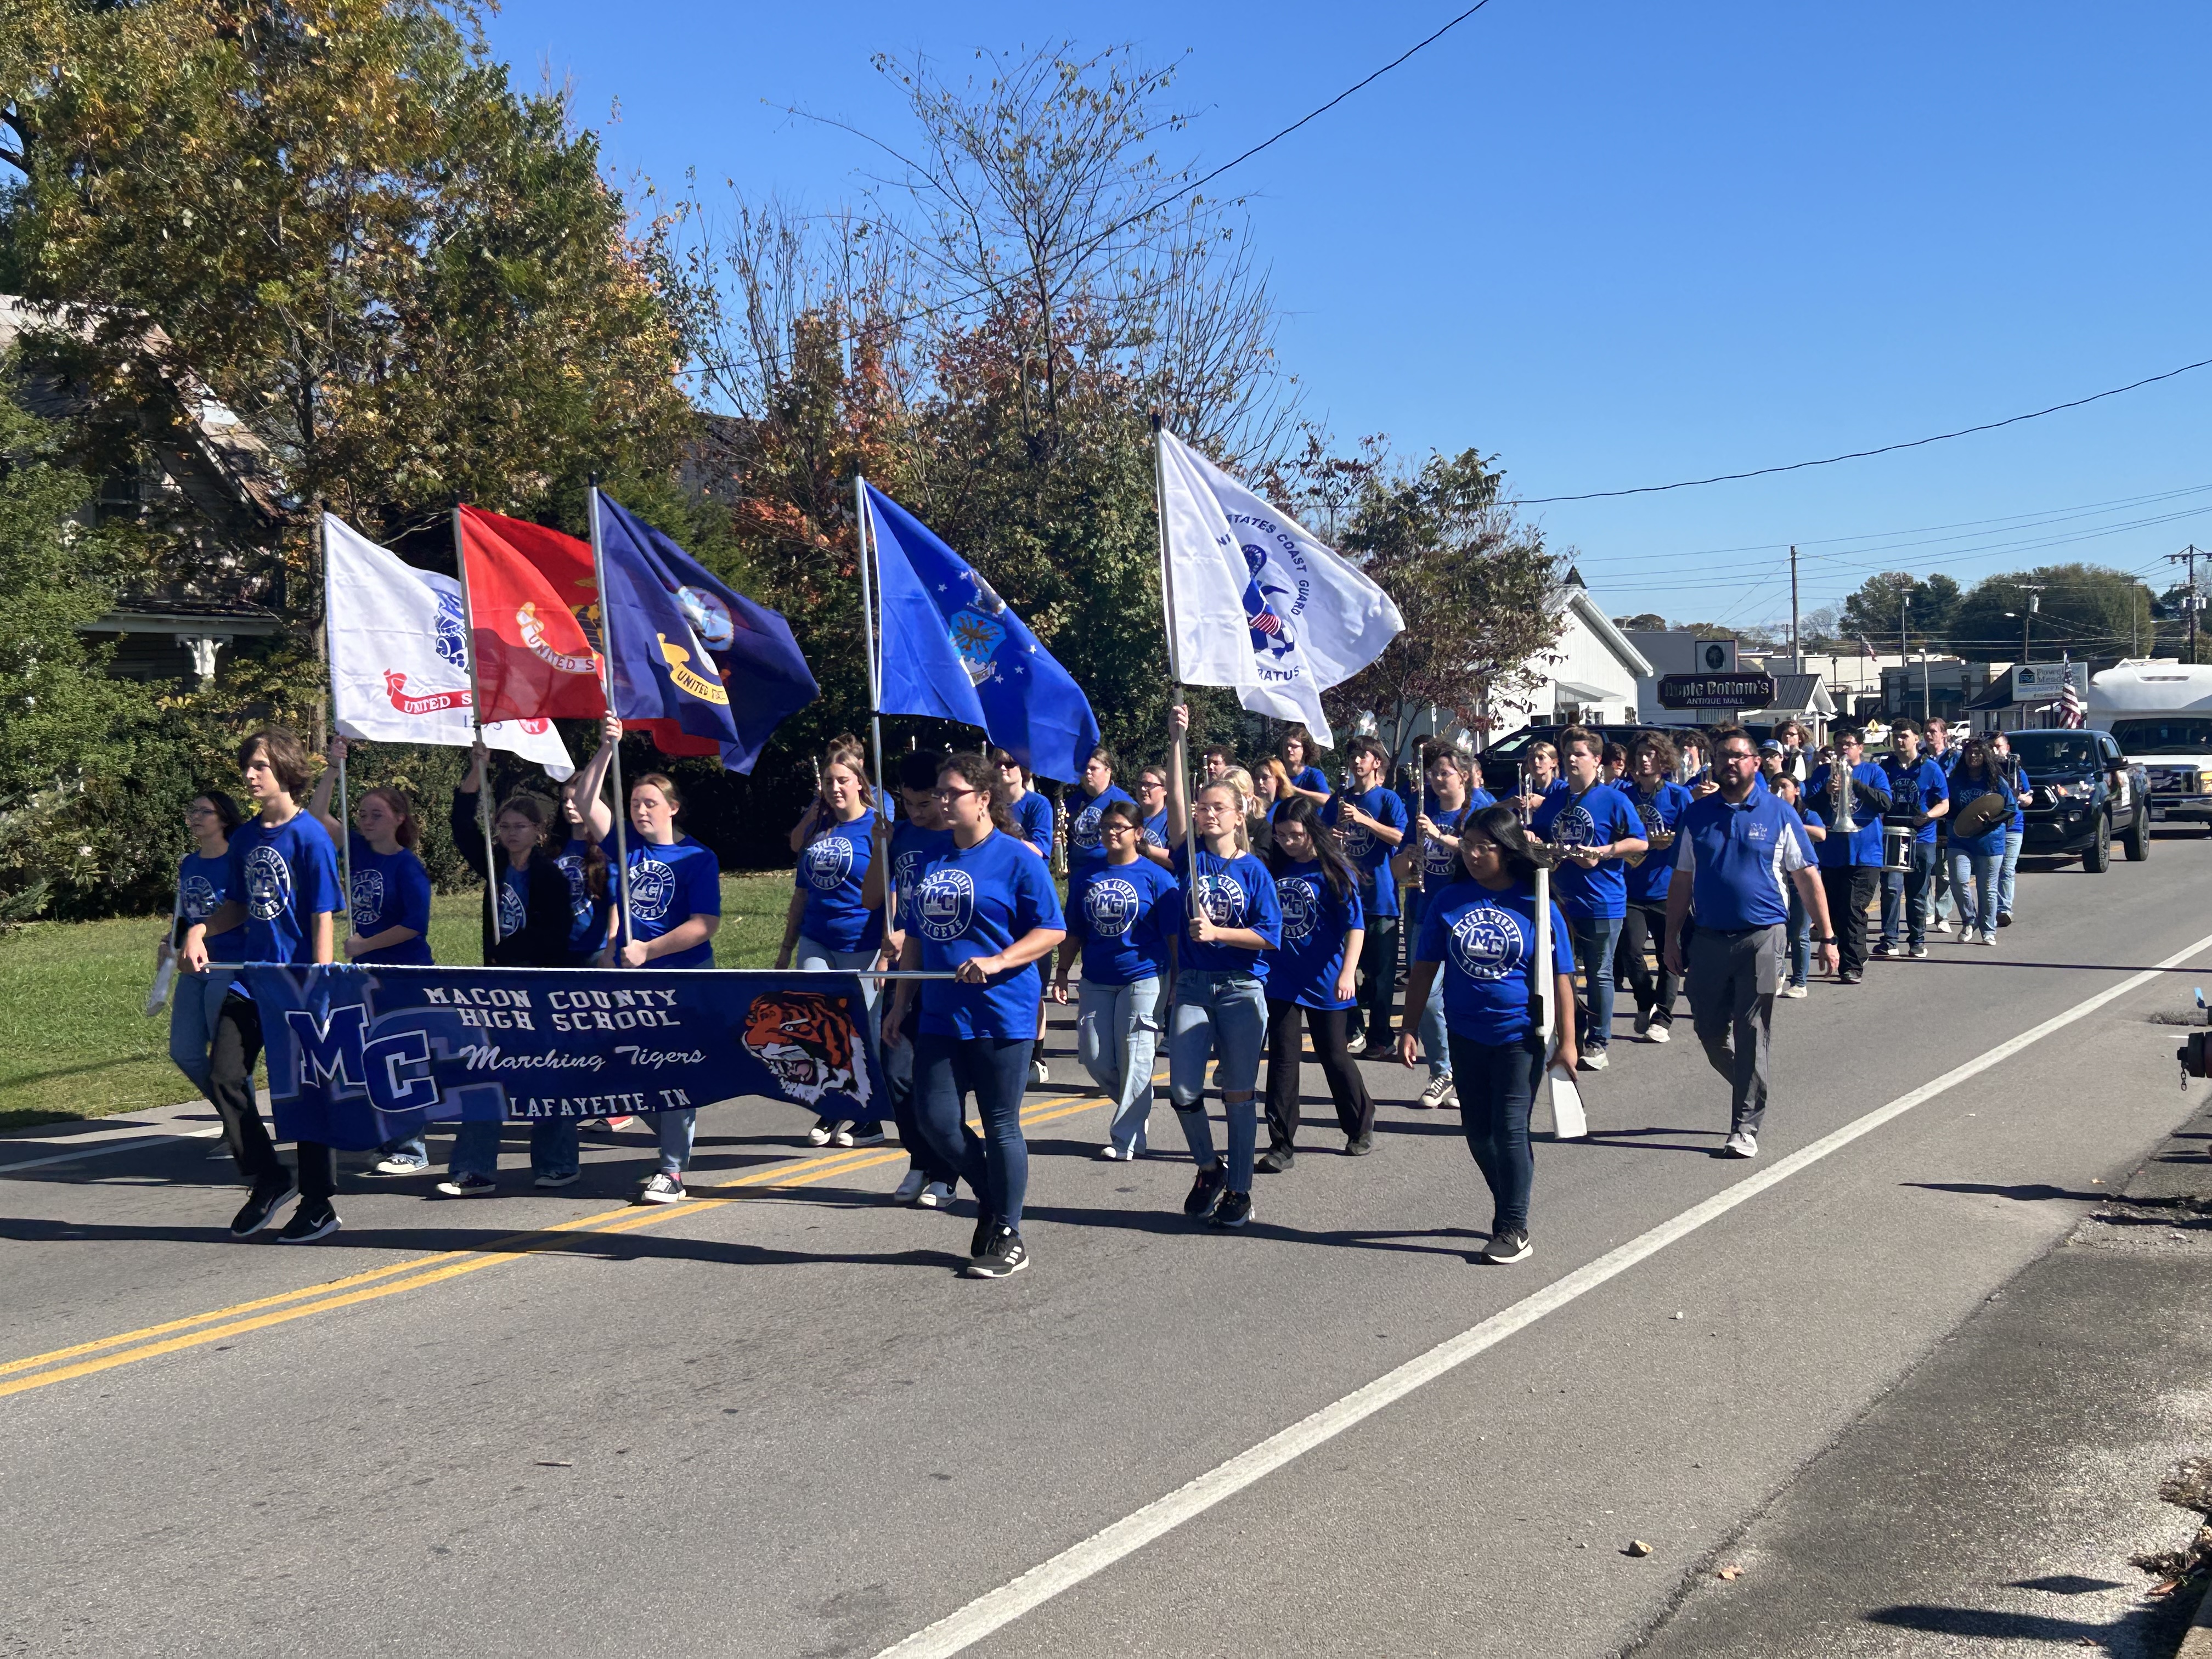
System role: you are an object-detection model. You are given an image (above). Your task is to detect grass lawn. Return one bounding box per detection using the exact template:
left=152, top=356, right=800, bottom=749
left=0, top=872, right=798, bottom=1131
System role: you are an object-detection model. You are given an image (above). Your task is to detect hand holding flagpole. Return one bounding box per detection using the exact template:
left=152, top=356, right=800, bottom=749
left=585, top=477, right=633, bottom=960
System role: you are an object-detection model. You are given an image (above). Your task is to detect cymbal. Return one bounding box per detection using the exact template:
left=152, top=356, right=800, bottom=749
left=1949, top=792, right=2009, bottom=839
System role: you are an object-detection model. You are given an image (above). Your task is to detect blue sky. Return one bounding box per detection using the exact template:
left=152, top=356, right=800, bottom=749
left=483, top=1, right=2212, bottom=638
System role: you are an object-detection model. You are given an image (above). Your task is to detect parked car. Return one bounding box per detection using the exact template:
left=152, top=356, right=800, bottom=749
left=2012, top=728, right=2149, bottom=871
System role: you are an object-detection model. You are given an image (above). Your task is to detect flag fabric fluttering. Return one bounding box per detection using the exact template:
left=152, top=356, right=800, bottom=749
left=2059, top=652, right=2085, bottom=728
left=1154, top=426, right=1403, bottom=747
left=594, top=492, right=817, bottom=775
left=323, top=515, right=575, bottom=778
left=454, top=506, right=607, bottom=725
left=863, top=483, right=1100, bottom=782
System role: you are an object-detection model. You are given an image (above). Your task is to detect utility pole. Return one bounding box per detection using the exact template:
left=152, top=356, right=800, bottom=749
left=2169, top=546, right=2204, bottom=664
left=1790, top=545, right=1801, bottom=674
left=1900, top=590, right=1911, bottom=722
left=2016, top=585, right=2044, bottom=664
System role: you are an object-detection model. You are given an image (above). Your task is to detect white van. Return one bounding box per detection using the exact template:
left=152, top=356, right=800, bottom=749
left=2087, top=659, right=2212, bottom=831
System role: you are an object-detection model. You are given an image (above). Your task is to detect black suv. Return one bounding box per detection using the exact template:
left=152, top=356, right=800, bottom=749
left=2014, top=729, right=2149, bottom=871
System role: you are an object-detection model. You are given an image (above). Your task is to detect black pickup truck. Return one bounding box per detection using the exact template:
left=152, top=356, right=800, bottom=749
left=2013, top=728, right=2150, bottom=871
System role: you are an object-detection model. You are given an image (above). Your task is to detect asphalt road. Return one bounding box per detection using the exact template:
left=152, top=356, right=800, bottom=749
left=6, top=833, right=2212, bottom=1658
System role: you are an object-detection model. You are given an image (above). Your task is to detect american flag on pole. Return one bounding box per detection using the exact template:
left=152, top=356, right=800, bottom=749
left=2058, top=651, right=2085, bottom=727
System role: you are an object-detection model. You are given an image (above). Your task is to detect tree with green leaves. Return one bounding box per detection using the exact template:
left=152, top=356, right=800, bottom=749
left=1950, top=564, right=2154, bottom=663
left=1838, top=572, right=1962, bottom=654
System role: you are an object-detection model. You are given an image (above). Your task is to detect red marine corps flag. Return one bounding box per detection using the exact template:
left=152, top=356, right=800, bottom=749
left=454, top=505, right=607, bottom=723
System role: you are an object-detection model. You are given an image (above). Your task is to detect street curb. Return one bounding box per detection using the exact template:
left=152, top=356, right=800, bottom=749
left=2177, top=1576, right=2212, bottom=1657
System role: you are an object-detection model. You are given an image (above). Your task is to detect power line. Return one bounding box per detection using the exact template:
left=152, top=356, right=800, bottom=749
left=1509, top=356, right=2212, bottom=505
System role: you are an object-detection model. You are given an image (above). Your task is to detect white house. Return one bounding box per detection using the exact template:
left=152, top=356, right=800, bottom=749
left=1488, top=569, right=1654, bottom=732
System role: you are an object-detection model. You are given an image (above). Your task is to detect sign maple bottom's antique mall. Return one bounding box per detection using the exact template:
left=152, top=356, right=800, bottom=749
left=1657, top=673, right=1776, bottom=710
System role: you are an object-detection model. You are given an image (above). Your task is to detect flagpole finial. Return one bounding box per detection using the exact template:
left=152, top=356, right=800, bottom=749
left=587, top=472, right=599, bottom=491
left=1149, top=409, right=1164, bottom=433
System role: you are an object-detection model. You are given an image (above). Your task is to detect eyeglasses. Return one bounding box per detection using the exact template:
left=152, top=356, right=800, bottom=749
left=933, top=786, right=980, bottom=804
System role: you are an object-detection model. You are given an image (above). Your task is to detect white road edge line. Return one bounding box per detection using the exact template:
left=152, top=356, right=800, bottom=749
left=0, top=1128, right=223, bottom=1176
left=873, top=930, right=2212, bottom=1659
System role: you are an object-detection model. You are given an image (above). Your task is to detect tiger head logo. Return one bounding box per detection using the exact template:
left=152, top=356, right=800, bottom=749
left=740, top=991, right=871, bottom=1111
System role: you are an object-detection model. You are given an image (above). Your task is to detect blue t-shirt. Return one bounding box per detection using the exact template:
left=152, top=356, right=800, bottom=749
left=1009, top=791, right=1055, bottom=859
left=795, top=809, right=883, bottom=954
left=1141, top=809, right=1170, bottom=850
left=1414, top=878, right=1575, bottom=1046
left=1882, top=754, right=1951, bottom=846
left=1066, top=856, right=1180, bottom=987
left=1271, top=861, right=1364, bottom=1010
left=1172, top=843, right=1284, bottom=977
left=1289, top=764, right=1330, bottom=797
left=1613, top=780, right=1694, bottom=905
left=906, top=830, right=1066, bottom=1039
left=1805, top=761, right=1892, bottom=867
left=555, top=837, right=611, bottom=963
left=619, top=835, right=721, bottom=969
left=1673, top=789, right=1816, bottom=932
left=178, top=850, right=245, bottom=962
left=1324, top=787, right=1412, bottom=919
left=1531, top=783, right=1641, bottom=920
left=347, top=830, right=433, bottom=966
left=1410, top=802, right=1473, bottom=890
left=1064, top=785, right=1136, bottom=876
left=889, top=820, right=956, bottom=927
left=226, top=812, right=341, bottom=964
left=1947, top=769, right=2018, bottom=858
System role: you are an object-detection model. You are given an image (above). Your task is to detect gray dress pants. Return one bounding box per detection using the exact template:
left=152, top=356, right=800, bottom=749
left=1686, top=923, right=1781, bottom=1135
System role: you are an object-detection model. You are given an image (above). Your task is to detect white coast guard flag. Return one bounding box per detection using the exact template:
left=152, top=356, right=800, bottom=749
left=324, top=515, right=576, bottom=779
left=1155, top=428, right=1402, bottom=747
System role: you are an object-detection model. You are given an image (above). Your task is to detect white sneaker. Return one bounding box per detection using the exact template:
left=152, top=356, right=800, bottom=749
left=1578, top=1049, right=1610, bottom=1072
left=1646, top=1023, right=1671, bottom=1044
left=891, top=1169, right=928, bottom=1204
left=1932, top=918, right=1952, bottom=934
left=1781, top=983, right=1809, bottom=1000
left=916, top=1181, right=954, bottom=1209
left=1418, top=1074, right=1458, bottom=1110
left=1723, top=1128, right=1758, bottom=1159
left=1976, top=931, right=1997, bottom=947
left=807, top=1120, right=836, bottom=1147
left=369, top=1153, right=427, bottom=1177
left=1031, top=1060, right=1050, bottom=1085
left=639, top=1172, right=685, bottom=1204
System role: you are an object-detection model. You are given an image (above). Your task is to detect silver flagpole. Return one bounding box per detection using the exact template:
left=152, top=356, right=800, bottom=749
left=320, top=509, right=353, bottom=940
left=586, top=478, right=634, bottom=956
left=1150, top=414, right=1199, bottom=922
left=855, top=475, right=891, bottom=950
left=451, top=502, right=501, bottom=946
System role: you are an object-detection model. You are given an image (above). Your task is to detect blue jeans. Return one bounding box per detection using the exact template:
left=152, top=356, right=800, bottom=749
left=1949, top=850, right=2003, bottom=934
left=167, top=966, right=238, bottom=1097
left=1881, top=842, right=1938, bottom=949
left=1999, top=830, right=2023, bottom=917
left=912, top=1030, right=1034, bottom=1228
left=1447, top=1030, right=1542, bottom=1235
left=1077, top=975, right=1164, bottom=1156
left=1169, top=970, right=1269, bottom=1192
left=795, top=935, right=884, bottom=1125
left=1786, top=887, right=1811, bottom=986
left=884, top=1035, right=957, bottom=1184
left=1570, top=915, right=1623, bottom=1052
left=450, top=1116, right=583, bottom=1180
left=1403, top=894, right=1449, bottom=1078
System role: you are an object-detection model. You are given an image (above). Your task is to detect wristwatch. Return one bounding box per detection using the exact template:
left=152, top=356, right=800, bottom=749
left=1811, top=935, right=1837, bottom=944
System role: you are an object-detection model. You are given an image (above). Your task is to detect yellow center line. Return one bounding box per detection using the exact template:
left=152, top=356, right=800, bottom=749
left=2, top=1080, right=1131, bottom=1401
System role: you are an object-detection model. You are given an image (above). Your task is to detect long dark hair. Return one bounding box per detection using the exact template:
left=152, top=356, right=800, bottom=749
left=939, top=751, right=1013, bottom=832
left=1266, top=795, right=1355, bottom=899
left=1955, top=738, right=1996, bottom=785
left=1462, top=804, right=1542, bottom=888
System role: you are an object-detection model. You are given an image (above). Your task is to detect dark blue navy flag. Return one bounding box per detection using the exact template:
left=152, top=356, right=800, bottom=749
left=864, top=483, right=1100, bottom=783
left=245, top=964, right=883, bottom=1150
left=596, top=492, right=817, bottom=774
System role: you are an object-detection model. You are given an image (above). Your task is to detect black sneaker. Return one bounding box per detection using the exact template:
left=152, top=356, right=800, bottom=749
left=1871, top=940, right=1894, bottom=958
left=229, top=1178, right=298, bottom=1239
left=1256, top=1146, right=1295, bottom=1174
left=1209, top=1189, right=1253, bottom=1229
left=970, top=1212, right=997, bottom=1259
left=1483, top=1227, right=1532, bottom=1263
left=964, top=1224, right=1029, bottom=1278
left=1345, top=1135, right=1375, bottom=1156
left=1996, top=911, right=2013, bottom=928
left=276, top=1201, right=342, bottom=1244
left=1183, top=1161, right=1228, bottom=1218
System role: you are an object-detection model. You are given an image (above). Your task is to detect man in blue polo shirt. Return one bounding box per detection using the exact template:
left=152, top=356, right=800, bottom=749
left=1663, top=727, right=1839, bottom=1159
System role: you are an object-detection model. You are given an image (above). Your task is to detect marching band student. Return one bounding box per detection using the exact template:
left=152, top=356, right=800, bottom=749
left=1874, top=718, right=1949, bottom=961
left=1664, top=728, right=1841, bottom=1159
left=1616, top=732, right=1693, bottom=1042
left=557, top=714, right=621, bottom=967
left=438, top=779, right=589, bottom=1193
left=882, top=753, right=1067, bottom=1278
left=1803, top=727, right=1894, bottom=985
left=1397, top=805, right=1576, bottom=1265
left=1323, top=735, right=1409, bottom=1057
left=1988, top=729, right=2027, bottom=928
left=994, top=749, right=1056, bottom=860
left=1278, top=726, right=1333, bottom=804
left=1255, top=757, right=1295, bottom=817
left=1945, top=738, right=2018, bottom=945
left=601, top=772, right=722, bottom=1203
left=1052, top=799, right=1179, bottom=1160
left=168, top=792, right=246, bottom=1111
left=1390, top=741, right=1481, bottom=1110
left=777, top=739, right=888, bottom=1148
left=866, top=750, right=961, bottom=1207
left=1261, top=797, right=1373, bottom=1167
left=1771, top=773, right=1824, bottom=997
left=1201, top=741, right=1235, bottom=785
left=1063, top=744, right=1136, bottom=881
left=1511, top=741, right=1561, bottom=815
left=1135, top=764, right=1173, bottom=864
left=1530, top=729, right=1646, bottom=1069
left=182, top=728, right=343, bottom=1242
left=1163, top=707, right=1282, bottom=1229
left=1601, top=741, right=1629, bottom=784
left=1223, top=764, right=1276, bottom=858
left=1925, top=716, right=1960, bottom=934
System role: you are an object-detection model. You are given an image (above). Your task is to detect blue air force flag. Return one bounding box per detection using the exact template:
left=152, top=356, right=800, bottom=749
left=1155, top=428, right=1403, bottom=747
left=863, top=482, right=1101, bottom=783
